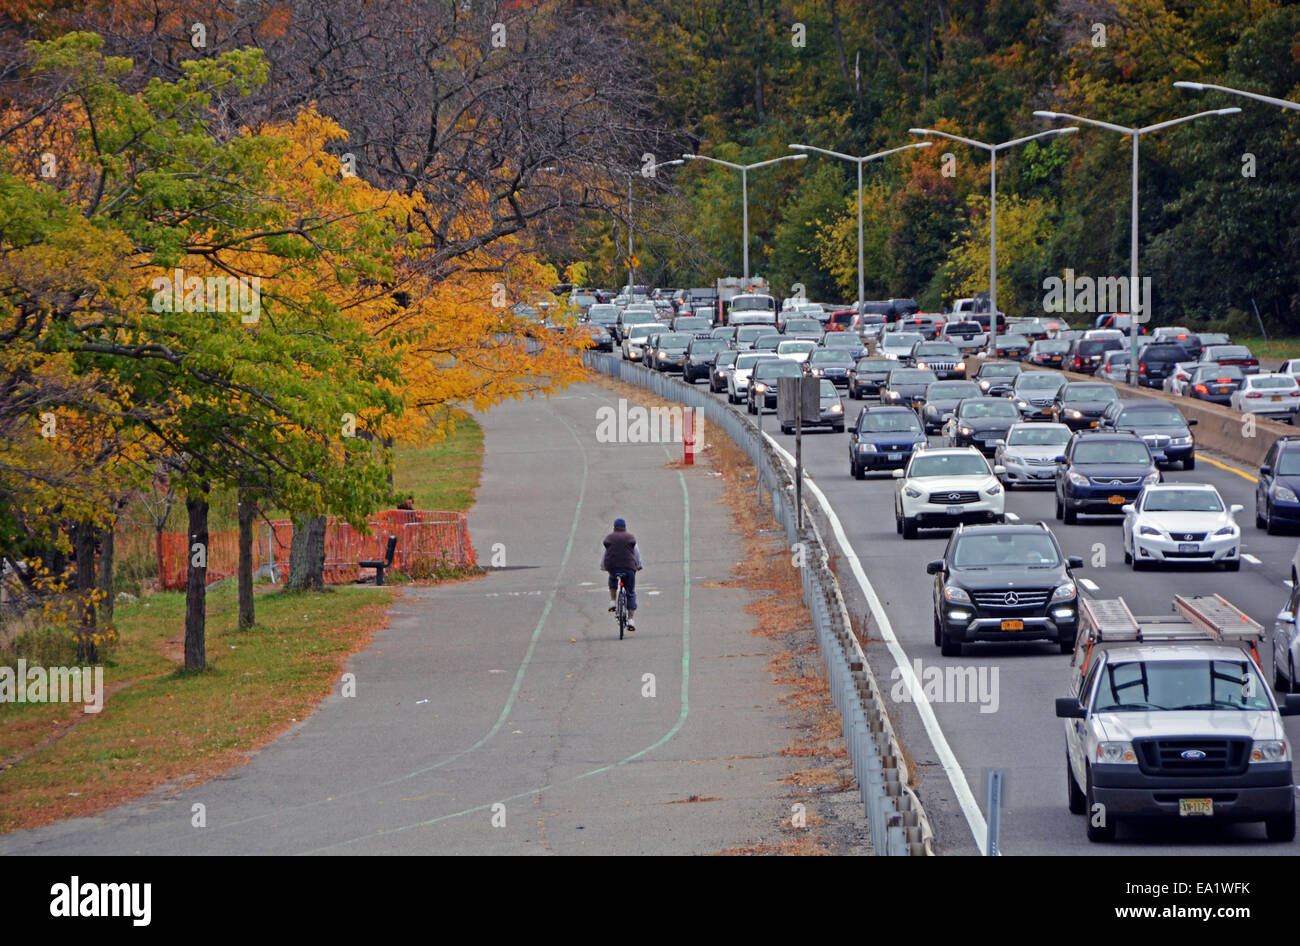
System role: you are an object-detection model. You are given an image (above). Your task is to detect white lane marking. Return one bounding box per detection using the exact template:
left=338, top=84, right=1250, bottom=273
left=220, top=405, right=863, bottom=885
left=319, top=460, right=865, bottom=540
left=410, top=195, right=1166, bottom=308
left=1079, top=578, right=1100, bottom=592
left=762, top=432, right=993, bottom=854
left=1005, top=512, right=1020, bottom=521
left=1243, top=554, right=1262, bottom=565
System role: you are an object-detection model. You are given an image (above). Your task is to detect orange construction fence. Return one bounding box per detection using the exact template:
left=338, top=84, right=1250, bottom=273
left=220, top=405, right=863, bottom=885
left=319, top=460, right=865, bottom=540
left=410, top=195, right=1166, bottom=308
left=128, top=510, right=475, bottom=590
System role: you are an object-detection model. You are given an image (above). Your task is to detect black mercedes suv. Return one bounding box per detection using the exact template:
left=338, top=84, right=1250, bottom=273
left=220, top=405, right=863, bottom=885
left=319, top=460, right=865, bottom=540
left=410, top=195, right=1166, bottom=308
left=927, top=522, right=1083, bottom=657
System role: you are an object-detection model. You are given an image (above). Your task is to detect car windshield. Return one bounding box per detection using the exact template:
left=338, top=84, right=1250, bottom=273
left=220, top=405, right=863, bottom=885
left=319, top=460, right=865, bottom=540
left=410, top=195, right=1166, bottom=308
left=908, top=453, right=990, bottom=478
left=1195, top=365, right=1243, bottom=381
left=736, top=354, right=775, bottom=370
left=979, top=364, right=1020, bottom=377
left=732, top=296, right=776, bottom=312
left=1117, top=408, right=1186, bottom=427
left=691, top=340, right=727, bottom=353
left=890, top=370, right=938, bottom=385
left=1016, top=374, right=1064, bottom=391
left=1211, top=346, right=1252, bottom=359
left=676, top=318, right=710, bottom=330
left=754, top=334, right=783, bottom=349
left=825, top=334, right=860, bottom=347
left=715, top=350, right=738, bottom=366
left=1142, top=489, right=1224, bottom=512
left=1092, top=660, right=1271, bottom=713
left=658, top=334, right=691, bottom=349
left=1078, top=340, right=1120, bottom=355
left=811, top=351, right=853, bottom=364
left=915, top=343, right=959, bottom=357
left=754, top=362, right=804, bottom=379
left=1252, top=376, right=1296, bottom=389
left=778, top=340, right=815, bottom=353
left=855, top=359, right=894, bottom=372
left=1277, top=450, right=1300, bottom=475
left=960, top=400, right=1018, bottom=419
left=1198, top=334, right=1230, bottom=346
left=784, top=319, right=821, bottom=331
left=884, top=334, right=923, bottom=348
left=736, top=327, right=766, bottom=342
left=1007, top=426, right=1070, bottom=446
left=928, top=382, right=980, bottom=399
left=946, top=323, right=981, bottom=334
left=1073, top=441, right=1151, bottom=464
left=1143, top=346, right=1188, bottom=362
left=1036, top=341, right=1070, bottom=353
left=859, top=411, right=923, bottom=433
left=1064, top=384, right=1116, bottom=403
left=819, top=379, right=838, bottom=397
left=999, top=334, right=1029, bottom=346
left=953, top=533, right=1060, bottom=568
left=627, top=325, right=655, bottom=340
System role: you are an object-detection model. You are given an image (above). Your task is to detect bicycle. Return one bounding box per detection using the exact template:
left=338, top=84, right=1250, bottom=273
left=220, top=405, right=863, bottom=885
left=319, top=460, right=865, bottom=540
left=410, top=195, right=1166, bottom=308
left=614, top=574, right=629, bottom=640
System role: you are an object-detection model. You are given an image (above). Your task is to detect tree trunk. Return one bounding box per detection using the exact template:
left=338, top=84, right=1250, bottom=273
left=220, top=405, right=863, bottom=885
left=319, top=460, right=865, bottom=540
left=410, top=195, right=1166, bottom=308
left=286, top=515, right=327, bottom=591
left=97, top=525, right=114, bottom=626
left=237, top=488, right=255, bottom=628
left=184, top=490, right=209, bottom=671
left=74, top=520, right=97, bottom=664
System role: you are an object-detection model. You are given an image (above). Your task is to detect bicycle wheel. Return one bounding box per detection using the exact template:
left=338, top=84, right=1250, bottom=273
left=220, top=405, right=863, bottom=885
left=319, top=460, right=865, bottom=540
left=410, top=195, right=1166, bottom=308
left=616, top=583, right=628, bottom=640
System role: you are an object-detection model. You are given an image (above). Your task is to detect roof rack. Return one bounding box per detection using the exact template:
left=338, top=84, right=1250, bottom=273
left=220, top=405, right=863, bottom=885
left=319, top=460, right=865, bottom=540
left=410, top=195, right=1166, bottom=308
left=1078, top=594, right=1263, bottom=646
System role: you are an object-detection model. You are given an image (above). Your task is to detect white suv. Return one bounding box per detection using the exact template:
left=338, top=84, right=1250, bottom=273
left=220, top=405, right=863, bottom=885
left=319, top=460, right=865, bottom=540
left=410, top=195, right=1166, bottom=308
left=891, top=447, right=1005, bottom=539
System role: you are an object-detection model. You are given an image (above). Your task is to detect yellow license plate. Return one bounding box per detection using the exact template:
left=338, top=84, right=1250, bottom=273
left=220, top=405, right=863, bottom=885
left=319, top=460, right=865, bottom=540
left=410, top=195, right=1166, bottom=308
left=1000, top=619, right=1024, bottom=631
left=1108, top=495, right=1126, bottom=504
left=1272, top=396, right=1282, bottom=402
left=1179, top=798, right=1213, bottom=817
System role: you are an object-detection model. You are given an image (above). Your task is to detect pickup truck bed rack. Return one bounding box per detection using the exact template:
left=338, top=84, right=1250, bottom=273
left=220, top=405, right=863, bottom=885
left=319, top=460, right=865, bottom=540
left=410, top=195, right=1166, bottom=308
left=1078, top=593, right=1262, bottom=645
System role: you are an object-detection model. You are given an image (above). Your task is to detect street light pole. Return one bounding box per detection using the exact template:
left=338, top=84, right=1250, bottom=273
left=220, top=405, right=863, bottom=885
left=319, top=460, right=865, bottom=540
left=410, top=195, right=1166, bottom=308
left=682, top=152, right=808, bottom=283
left=1033, top=108, right=1240, bottom=385
left=907, top=126, right=1079, bottom=356
left=787, top=142, right=933, bottom=311
left=621, top=158, right=683, bottom=295
left=1175, top=80, right=1300, bottom=112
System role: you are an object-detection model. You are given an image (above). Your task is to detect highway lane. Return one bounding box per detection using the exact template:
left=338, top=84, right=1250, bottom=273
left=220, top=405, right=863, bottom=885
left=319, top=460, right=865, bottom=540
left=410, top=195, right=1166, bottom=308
left=688, top=366, right=1300, bottom=855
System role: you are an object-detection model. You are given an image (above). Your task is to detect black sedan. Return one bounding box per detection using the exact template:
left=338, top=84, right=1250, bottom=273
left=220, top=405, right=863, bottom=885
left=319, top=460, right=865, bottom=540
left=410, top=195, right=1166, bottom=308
left=942, top=397, right=1021, bottom=455
left=805, top=349, right=856, bottom=386
left=847, top=356, right=895, bottom=399
left=682, top=337, right=731, bottom=383
left=920, top=380, right=981, bottom=434
left=1050, top=381, right=1118, bottom=430
left=879, top=367, right=939, bottom=411
left=1098, top=399, right=1197, bottom=470
left=972, top=361, right=1022, bottom=397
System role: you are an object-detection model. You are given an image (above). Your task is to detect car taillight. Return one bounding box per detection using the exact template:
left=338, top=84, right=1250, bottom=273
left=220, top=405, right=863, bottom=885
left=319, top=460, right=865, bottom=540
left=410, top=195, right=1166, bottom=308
left=1246, top=392, right=1262, bottom=398
left=1195, top=384, right=1208, bottom=394
left=1139, top=363, right=1146, bottom=374
left=1290, top=391, right=1300, bottom=397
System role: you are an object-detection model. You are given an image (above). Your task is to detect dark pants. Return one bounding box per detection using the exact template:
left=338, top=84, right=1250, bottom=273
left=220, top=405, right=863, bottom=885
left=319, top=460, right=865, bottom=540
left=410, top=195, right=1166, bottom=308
left=608, top=570, right=637, bottom=611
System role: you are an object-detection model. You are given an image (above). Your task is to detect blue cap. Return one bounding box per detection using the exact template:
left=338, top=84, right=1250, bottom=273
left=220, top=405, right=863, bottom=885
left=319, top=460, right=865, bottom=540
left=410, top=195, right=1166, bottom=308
left=613, top=518, right=627, bottom=530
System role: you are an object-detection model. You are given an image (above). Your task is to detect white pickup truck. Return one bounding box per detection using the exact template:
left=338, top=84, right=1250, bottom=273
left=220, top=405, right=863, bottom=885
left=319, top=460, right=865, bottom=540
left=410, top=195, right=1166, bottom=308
left=1056, top=594, right=1299, bottom=842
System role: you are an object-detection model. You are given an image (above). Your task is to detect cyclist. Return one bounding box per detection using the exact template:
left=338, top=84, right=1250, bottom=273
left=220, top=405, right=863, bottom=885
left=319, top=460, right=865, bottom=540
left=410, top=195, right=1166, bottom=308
left=601, top=518, right=642, bottom=632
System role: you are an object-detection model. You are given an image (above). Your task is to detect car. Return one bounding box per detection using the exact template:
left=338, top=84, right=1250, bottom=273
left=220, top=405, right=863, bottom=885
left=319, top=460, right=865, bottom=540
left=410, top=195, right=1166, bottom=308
left=1277, top=358, right=1300, bottom=379
left=1194, top=332, right=1231, bottom=349
left=1272, top=582, right=1300, bottom=691
left=1050, top=381, right=1118, bottom=430
left=908, top=340, right=966, bottom=379
left=752, top=332, right=784, bottom=355
left=805, top=349, right=855, bottom=386
left=1200, top=344, right=1260, bottom=375
left=747, top=359, right=805, bottom=413
left=1096, top=350, right=1132, bottom=383
left=616, top=304, right=659, bottom=339
left=942, top=397, right=1020, bottom=455
left=727, top=352, right=778, bottom=403
left=928, top=522, right=1082, bottom=656
left=971, top=360, right=1022, bottom=397
left=708, top=349, right=740, bottom=393
left=580, top=320, right=613, bottom=351
left=877, top=332, right=925, bottom=361
left=1009, top=372, right=1067, bottom=421
left=847, top=356, right=895, bottom=400
left=1230, top=373, right=1300, bottom=422
left=939, top=320, right=987, bottom=355
left=880, top=367, right=939, bottom=411
left=1026, top=338, right=1071, bottom=368
left=994, top=422, right=1071, bottom=488
left=1185, top=364, right=1245, bottom=406
left=920, top=380, right=982, bottom=434
left=775, top=339, right=816, bottom=365
left=1161, top=358, right=1197, bottom=394
left=1256, top=437, right=1300, bottom=534
left=1121, top=483, right=1242, bottom=571
left=1008, top=319, right=1051, bottom=341
left=989, top=332, right=1031, bottom=360
left=893, top=447, right=1005, bottom=538
left=1098, top=399, right=1197, bottom=470
left=856, top=312, right=889, bottom=340
left=729, top=325, right=770, bottom=351
left=588, top=301, right=620, bottom=332
left=781, top=377, right=845, bottom=434
left=1054, top=430, right=1159, bottom=524
left=1135, top=342, right=1193, bottom=388
left=1151, top=325, right=1199, bottom=356
left=671, top=315, right=714, bottom=337
left=822, top=331, right=866, bottom=359
left=1066, top=337, right=1124, bottom=374
left=897, top=314, right=945, bottom=340
left=780, top=317, right=824, bottom=336
left=682, top=337, right=731, bottom=383
left=647, top=332, right=692, bottom=372
left=848, top=406, right=928, bottom=477
left=1058, top=594, right=1296, bottom=843
left=1083, top=328, right=1126, bottom=342
left=824, top=310, right=865, bottom=333
left=708, top=325, right=735, bottom=342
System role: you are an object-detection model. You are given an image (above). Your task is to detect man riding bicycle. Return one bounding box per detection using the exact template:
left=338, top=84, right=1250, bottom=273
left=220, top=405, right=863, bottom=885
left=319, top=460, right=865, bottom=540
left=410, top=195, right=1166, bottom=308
left=601, top=518, right=642, bottom=632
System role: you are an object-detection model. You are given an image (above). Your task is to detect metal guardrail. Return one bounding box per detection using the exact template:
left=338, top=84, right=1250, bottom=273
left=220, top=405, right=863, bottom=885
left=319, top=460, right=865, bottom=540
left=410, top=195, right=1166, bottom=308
left=585, top=352, right=935, bottom=855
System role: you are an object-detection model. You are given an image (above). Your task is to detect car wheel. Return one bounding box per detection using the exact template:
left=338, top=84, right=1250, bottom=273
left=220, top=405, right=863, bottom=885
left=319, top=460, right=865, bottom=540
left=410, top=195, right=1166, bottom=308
left=895, top=512, right=903, bottom=534
left=933, top=614, right=943, bottom=647
left=1063, top=501, right=1077, bottom=525
left=833, top=424, right=844, bottom=433
left=1058, top=635, right=1074, bottom=655
left=1224, top=557, right=1241, bottom=572
left=854, top=462, right=865, bottom=481
left=1275, top=654, right=1288, bottom=692
left=1183, top=454, right=1195, bottom=471
left=1085, top=767, right=1116, bottom=842
left=939, top=632, right=962, bottom=657
left=902, top=517, right=918, bottom=539
left=1290, top=657, right=1298, bottom=696
left=1123, top=546, right=1132, bottom=565
left=1268, top=510, right=1282, bottom=535
left=1067, top=753, right=1086, bottom=815
left=1054, top=495, right=1064, bottom=521
left=1257, top=501, right=1268, bottom=530
left=1265, top=802, right=1296, bottom=843
left=780, top=425, right=792, bottom=435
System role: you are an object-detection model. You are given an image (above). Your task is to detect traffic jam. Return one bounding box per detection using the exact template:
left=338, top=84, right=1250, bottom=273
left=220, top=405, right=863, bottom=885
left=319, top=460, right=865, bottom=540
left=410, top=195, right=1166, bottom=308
left=587, top=281, right=1300, bottom=852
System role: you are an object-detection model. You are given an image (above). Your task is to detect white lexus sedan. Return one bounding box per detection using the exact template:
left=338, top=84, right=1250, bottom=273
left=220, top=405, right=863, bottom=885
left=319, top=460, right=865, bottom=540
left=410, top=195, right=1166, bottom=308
left=892, top=447, right=1005, bottom=539
left=1121, top=483, right=1242, bottom=571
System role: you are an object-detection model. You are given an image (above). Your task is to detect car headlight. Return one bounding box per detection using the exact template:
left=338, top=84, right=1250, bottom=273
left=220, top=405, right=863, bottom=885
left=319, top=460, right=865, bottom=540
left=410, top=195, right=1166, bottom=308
left=1143, top=471, right=1160, bottom=484
left=887, top=391, right=901, bottom=399
left=1068, top=409, right=1083, bottom=419
left=903, top=486, right=922, bottom=498
left=716, top=369, right=725, bottom=377
left=916, top=362, right=928, bottom=369
left=1096, top=741, right=1138, bottom=764
left=1001, top=453, right=1023, bottom=464
left=1016, top=400, right=1029, bottom=409
left=857, top=443, right=876, bottom=453
left=1067, top=471, right=1089, bottom=487
left=984, top=482, right=1002, bottom=495
left=979, top=380, right=991, bottom=390
left=657, top=351, right=668, bottom=359
left=811, top=368, right=824, bottom=375
left=1138, top=525, right=1161, bottom=536
left=829, top=403, right=843, bottom=413
left=1052, top=580, right=1077, bottom=602
left=943, top=585, right=970, bottom=603
left=753, top=383, right=767, bottom=393
left=1251, top=740, right=1290, bottom=763
left=955, top=361, right=965, bottom=371
left=1214, top=525, right=1237, bottom=536
left=1273, top=484, right=1299, bottom=503
left=1169, top=436, right=1193, bottom=446
left=960, top=426, right=973, bottom=436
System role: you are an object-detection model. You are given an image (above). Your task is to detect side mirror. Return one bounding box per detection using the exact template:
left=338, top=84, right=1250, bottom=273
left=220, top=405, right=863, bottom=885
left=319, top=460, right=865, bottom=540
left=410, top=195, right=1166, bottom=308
left=992, top=465, right=1006, bottom=475
left=891, top=468, right=905, bottom=479
left=1230, top=504, right=1243, bottom=515
left=925, top=560, right=943, bottom=575
left=1121, top=504, right=1134, bottom=514
left=1187, top=418, right=1197, bottom=426
left=1260, top=464, right=1272, bottom=477
left=1055, top=697, right=1085, bottom=719
left=1277, top=610, right=1295, bottom=625
left=989, top=439, right=1006, bottom=448
left=1281, top=695, right=1300, bottom=718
